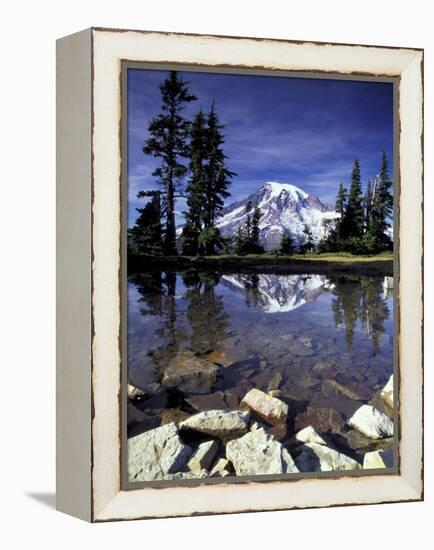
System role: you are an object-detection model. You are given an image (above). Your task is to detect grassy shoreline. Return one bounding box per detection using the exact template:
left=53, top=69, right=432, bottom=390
left=129, top=252, right=393, bottom=276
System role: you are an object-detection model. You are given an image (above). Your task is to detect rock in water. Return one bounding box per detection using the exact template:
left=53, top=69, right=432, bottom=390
left=295, top=442, right=361, bottom=472
left=206, top=347, right=252, bottom=367
left=162, top=350, right=219, bottom=394
left=226, top=428, right=299, bottom=476
left=363, top=449, right=394, bottom=469
left=380, top=375, right=394, bottom=409
left=321, top=379, right=363, bottom=401
left=128, top=422, right=192, bottom=481
left=241, top=388, right=288, bottom=425
left=348, top=405, right=394, bottom=439
left=295, top=425, right=327, bottom=446
left=165, top=469, right=209, bottom=480
left=187, top=440, right=219, bottom=472
left=294, top=407, right=345, bottom=434
left=128, top=383, right=147, bottom=401
left=180, top=410, right=250, bottom=439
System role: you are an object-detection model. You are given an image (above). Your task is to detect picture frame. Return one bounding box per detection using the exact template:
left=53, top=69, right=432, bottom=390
left=56, top=27, right=423, bottom=522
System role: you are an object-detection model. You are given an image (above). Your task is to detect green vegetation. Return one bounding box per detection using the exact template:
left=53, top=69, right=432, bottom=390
left=234, top=203, right=264, bottom=255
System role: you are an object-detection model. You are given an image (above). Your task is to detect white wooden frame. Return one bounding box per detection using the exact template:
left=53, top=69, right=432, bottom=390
left=56, top=27, right=423, bottom=522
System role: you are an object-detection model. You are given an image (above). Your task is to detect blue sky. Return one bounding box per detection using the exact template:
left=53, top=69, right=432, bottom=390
left=127, top=68, right=393, bottom=227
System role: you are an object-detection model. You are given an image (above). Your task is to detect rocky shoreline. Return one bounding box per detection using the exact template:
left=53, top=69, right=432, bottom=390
left=128, top=348, right=394, bottom=482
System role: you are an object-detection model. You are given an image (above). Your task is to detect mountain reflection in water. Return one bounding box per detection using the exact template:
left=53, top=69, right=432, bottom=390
left=127, top=270, right=393, bottom=396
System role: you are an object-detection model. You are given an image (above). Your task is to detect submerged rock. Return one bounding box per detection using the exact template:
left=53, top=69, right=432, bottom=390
left=206, top=347, right=252, bottom=367
left=267, top=372, right=283, bottom=391
left=160, top=408, right=190, bottom=426
left=186, top=391, right=228, bottom=412
left=380, top=375, right=394, bottom=409
left=128, top=422, right=192, bottom=482
left=180, top=409, right=250, bottom=439
left=295, top=406, right=345, bottom=434
left=162, top=350, right=219, bottom=394
left=294, top=425, right=327, bottom=446
left=226, top=428, right=299, bottom=476
left=321, top=379, right=363, bottom=401
left=363, top=449, right=394, bottom=469
left=348, top=405, right=394, bottom=439
left=294, top=442, right=362, bottom=472
left=187, top=440, right=219, bottom=472
left=128, top=383, right=147, bottom=401
left=241, top=388, right=288, bottom=425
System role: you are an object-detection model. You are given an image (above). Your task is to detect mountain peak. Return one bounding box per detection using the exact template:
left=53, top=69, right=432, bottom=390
left=262, top=181, right=309, bottom=200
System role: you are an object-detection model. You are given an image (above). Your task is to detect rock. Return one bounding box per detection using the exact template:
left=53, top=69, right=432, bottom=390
left=343, top=429, right=394, bottom=454
left=241, top=388, right=288, bottom=425
left=162, top=350, right=219, bottom=394
left=312, top=361, right=337, bottom=379
left=165, top=469, right=209, bottom=480
left=206, top=347, right=252, bottom=367
left=268, top=390, right=283, bottom=398
left=295, top=425, right=327, bottom=446
left=210, top=458, right=232, bottom=478
left=363, top=449, right=394, bottom=469
left=226, top=428, right=299, bottom=476
left=160, top=408, right=190, bottom=425
left=267, top=372, right=283, bottom=391
left=186, top=391, right=228, bottom=412
left=180, top=410, right=250, bottom=439
left=128, top=422, right=192, bottom=481
left=321, top=379, right=363, bottom=401
left=380, top=375, right=394, bottom=409
left=348, top=405, right=394, bottom=439
left=294, top=407, right=345, bottom=434
left=224, top=390, right=240, bottom=409
left=128, top=383, right=147, bottom=401
left=294, top=442, right=362, bottom=472
left=187, top=440, right=219, bottom=472
left=287, top=339, right=315, bottom=356
left=369, top=391, right=393, bottom=419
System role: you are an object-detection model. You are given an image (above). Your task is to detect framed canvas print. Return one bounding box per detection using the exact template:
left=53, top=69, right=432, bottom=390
left=56, top=28, right=424, bottom=522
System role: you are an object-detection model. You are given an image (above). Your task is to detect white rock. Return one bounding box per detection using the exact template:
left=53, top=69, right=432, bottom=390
left=187, top=440, right=219, bottom=472
left=165, top=469, right=209, bottom=480
left=295, top=442, right=362, bottom=472
left=180, top=410, right=250, bottom=438
left=210, top=458, right=232, bottom=478
left=380, top=375, right=394, bottom=408
left=241, top=388, right=288, bottom=425
left=363, top=450, right=394, bottom=469
left=128, top=383, right=147, bottom=400
left=295, top=425, right=327, bottom=446
left=128, top=422, right=192, bottom=482
left=348, top=404, right=394, bottom=439
left=226, top=428, right=299, bottom=476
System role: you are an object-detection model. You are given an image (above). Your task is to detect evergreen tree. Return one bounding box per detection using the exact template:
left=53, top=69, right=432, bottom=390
left=300, top=224, right=314, bottom=254
left=335, top=183, right=348, bottom=237
left=249, top=206, right=264, bottom=253
left=343, top=159, right=365, bottom=239
left=364, top=179, right=373, bottom=231
left=142, top=71, right=196, bottom=255
left=369, top=151, right=393, bottom=251
left=127, top=191, right=163, bottom=255
left=181, top=110, right=207, bottom=255
left=278, top=232, right=295, bottom=255
left=234, top=226, right=247, bottom=256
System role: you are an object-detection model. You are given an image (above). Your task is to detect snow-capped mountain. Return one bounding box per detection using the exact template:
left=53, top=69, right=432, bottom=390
left=216, top=181, right=339, bottom=250
left=221, top=273, right=328, bottom=313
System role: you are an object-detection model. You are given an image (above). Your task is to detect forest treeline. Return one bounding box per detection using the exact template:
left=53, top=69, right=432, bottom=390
left=128, top=71, right=393, bottom=258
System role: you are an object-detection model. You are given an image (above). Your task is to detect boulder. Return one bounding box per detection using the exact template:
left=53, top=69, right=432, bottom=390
left=162, top=350, right=219, bottom=394
left=241, top=388, right=288, bottom=425
left=348, top=405, right=394, bottom=439
left=380, top=375, right=394, bottom=409
left=128, top=422, right=192, bottom=482
left=267, top=372, right=283, bottom=391
left=363, top=449, right=394, bottom=469
left=187, top=440, right=219, bottom=472
left=321, top=379, right=363, bottom=401
left=295, top=425, right=327, bottom=446
left=160, top=408, right=190, bottom=425
left=226, top=428, right=299, bottom=476
left=180, top=409, right=250, bottom=439
left=294, top=442, right=362, bottom=472
left=209, top=458, right=232, bottom=478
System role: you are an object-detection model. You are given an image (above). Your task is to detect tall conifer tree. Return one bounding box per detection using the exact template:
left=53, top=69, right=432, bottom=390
left=142, top=71, right=196, bottom=255
left=343, top=159, right=364, bottom=238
